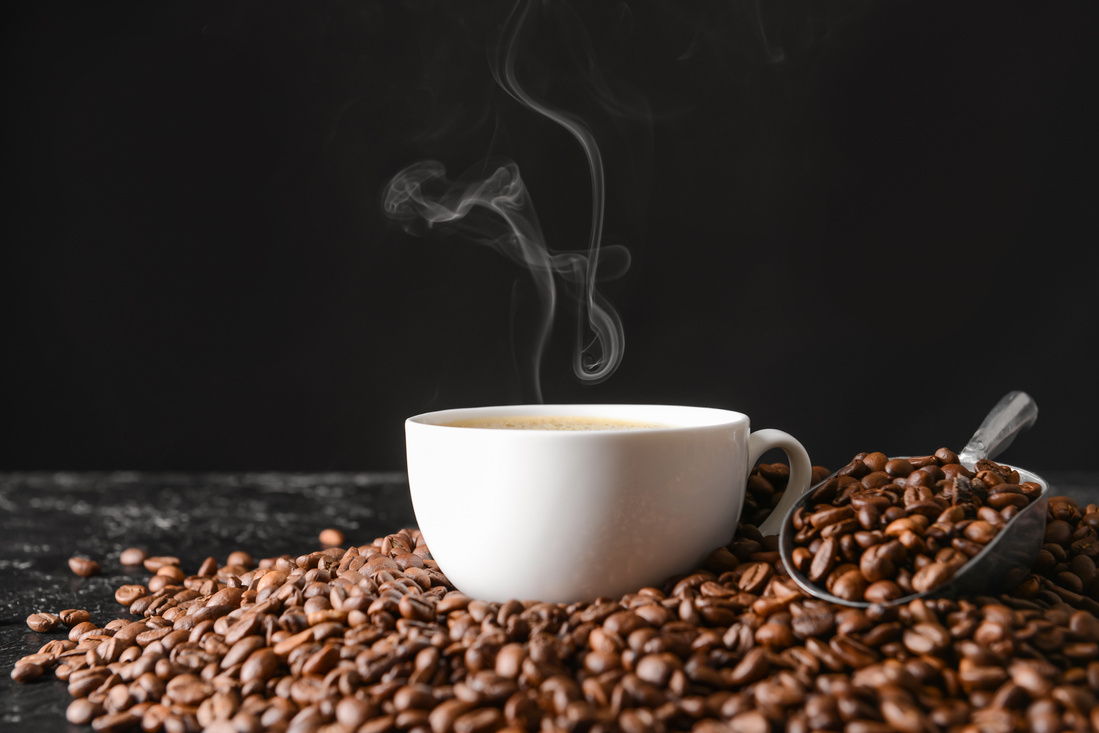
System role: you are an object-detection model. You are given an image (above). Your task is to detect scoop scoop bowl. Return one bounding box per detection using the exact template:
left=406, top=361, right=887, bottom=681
left=777, top=391, right=1049, bottom=608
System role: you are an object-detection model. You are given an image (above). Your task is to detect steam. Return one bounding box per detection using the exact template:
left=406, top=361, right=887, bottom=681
left=752, top=0, right=784, bottom=64
left=382, top=0, right=630, bottom=401
left=382, top=160, right=628, bottom=403
left=493, top=0, right=622, bottom=388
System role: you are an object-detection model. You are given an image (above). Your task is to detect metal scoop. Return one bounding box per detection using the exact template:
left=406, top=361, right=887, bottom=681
left=777, top=391, right=1049, bottom=608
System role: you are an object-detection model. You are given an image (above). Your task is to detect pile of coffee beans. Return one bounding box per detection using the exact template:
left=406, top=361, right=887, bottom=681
left=787, top=450, right=1044, bottom=603
left=11, top=458, right=1099, bottom=733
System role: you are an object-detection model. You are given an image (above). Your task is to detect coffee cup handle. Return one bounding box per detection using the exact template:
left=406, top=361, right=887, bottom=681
left=747, top=429, right=813, bottom=537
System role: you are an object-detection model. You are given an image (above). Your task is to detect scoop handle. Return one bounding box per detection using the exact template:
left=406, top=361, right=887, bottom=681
left=751, top=429, right=813, bottom=537
left=958, top=391, right=1039, bottom=465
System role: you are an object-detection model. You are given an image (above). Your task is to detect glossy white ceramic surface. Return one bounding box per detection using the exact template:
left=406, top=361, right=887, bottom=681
left=406, top=404, right=810, bottom=603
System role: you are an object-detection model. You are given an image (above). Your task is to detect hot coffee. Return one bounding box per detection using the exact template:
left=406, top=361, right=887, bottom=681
left=444, top=415, right=668, bottom=430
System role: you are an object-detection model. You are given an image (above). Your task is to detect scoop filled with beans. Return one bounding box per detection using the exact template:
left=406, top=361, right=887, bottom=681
left=784, top=449, right=1046, bottom=606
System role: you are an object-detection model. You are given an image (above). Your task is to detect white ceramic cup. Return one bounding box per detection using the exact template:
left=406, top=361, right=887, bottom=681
left=405, top=404, right=812, bottom=603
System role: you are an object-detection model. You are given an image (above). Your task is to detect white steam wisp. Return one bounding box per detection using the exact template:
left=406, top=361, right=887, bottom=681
left=382, top=160, right=628, bottom=402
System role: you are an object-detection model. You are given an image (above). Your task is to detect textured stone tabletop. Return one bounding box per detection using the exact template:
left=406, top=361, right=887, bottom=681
left=1, top=471, right=1097, bottom=731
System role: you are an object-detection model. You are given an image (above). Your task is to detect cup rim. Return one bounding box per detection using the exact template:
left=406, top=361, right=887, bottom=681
left=406, top=403, right=749, bottom=432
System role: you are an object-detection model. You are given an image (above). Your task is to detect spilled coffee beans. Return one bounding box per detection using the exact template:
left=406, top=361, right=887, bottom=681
left=10, top=460, right=1099, bottom=733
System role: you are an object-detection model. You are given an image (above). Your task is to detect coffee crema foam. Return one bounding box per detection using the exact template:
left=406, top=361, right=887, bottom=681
left=443, top=416, right=668, bottom=431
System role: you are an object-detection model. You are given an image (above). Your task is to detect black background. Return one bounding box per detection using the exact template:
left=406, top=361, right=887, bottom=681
left=3, top=0, right=1097, bottom=473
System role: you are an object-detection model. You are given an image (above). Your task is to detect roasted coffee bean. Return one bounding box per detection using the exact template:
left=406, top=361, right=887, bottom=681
left=786, top=603, right=830, bottom=638
left=68, top=556, right=101, bottom=577
left=67, top=697, right=104, bottom=725
left=902, top=622, right=951, bottom=655
left=859, top=541, right=904, bottom=583
left=964, top=520, right=997, bottom=544
left=832, top=569, right=868, bottom=601
left=68, top=621, right=99, bottom=643
left=142, top=556, right=180, bottom=572
left=115, top=585, right=147, bottom=606
left=226, top=550, right=254, bottom=569
left=864, top=580, right=904, bottom=604
left=119, top=548, right=147, bottom=566
left=884, top=458, right=914, bottom=478
left=90, top=711, right=139, bottom=733
left=11, top=662, right=45, bottom=683
left=453, top=707, right=504, bottom=733
left=27, top=612, right=61, bottom=632
left=635, top=653, right=681, bottom=687
left=737, top=563, right=772, bottom=595
left=726, top=647, right=770, bottom=686
left=195, top=556, right=219, bottom=577
left=319, top=528, right=345, bottom=546
left=911, top=562, right=955, bottom=593
left=810, top=506, right=855, bottom=529
left=808, top=538, right=838, bottom=583
left=58, top=609, right=91, bottom=627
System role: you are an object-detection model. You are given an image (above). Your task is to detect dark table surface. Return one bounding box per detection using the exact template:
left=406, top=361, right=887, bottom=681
left=2, top=471, right=1097, bottom=731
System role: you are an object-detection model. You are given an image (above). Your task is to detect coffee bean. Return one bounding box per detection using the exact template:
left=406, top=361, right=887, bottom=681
left=68, top=556, right=101, bottom=577
left=934, top=447, right=959, bottom=465
left=1045, top=519, right=1074, bottom=545
left=67, top=672, right=108, bottom=699
left=722, top=709, right=768, bottom=733
left=786, top=604, right=832, bottom=640
left=809, top=538, right=838, bottom=584
left=884, top=459, right=914, bottom=478
left=810, top=505, right=855, bottom=529
left=118, top=548, right=146, bottom=566
left=114, top=585, right=147, bottom=606
left=67, top=621, right=98, bottom=643
left=911, top=561, right=957, bottom=593
left=859, top=541, right=902, bottom=583
left=824, top=636, right=875, bottom=670
left=142, top=556, right=180, bottom=572
left=319, top=528, right=345, bottom=546
left=27, top=612, right=61, bottom=633
left=90, top=711, right=139, bottom=733
left=67, top=698, right=103, bottom=725
left=964, top=520, right=997, bottom=544
left=881, top=695, right=934, bottom=733
left=864, top=580, right=904, bottom=604
left=726, top=647, right=769, bottom=686
left=453, top=707, right=503, bottom=733
left=11, top=662, right=45, bottom=683
left=832, top=569, right=868, bottom=601
left=1068, top=609, right=1099, bottom=642
left=902, top=622, right=951, bottom=655
left=240, top=648, right=278, bottom=684
left=737, top=563, right=772, bottom=595
left=194, top=555, right=218, bottom=578
left=224, top=550, right=253, bottom=570
left=58, top=609, right=91, bottom=627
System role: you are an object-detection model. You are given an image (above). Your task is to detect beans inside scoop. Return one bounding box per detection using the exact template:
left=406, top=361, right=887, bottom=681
left=787, top=449, right=1042, bottom=603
